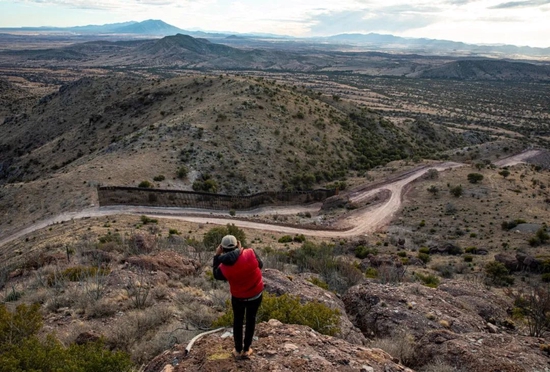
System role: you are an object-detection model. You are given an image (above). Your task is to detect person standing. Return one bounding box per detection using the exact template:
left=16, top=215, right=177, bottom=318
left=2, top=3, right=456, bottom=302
left=213, top=234, right=264, bottom=359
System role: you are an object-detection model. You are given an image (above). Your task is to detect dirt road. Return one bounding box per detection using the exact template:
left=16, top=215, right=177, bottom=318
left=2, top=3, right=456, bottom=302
left=0, top=151, right=540, bottom=247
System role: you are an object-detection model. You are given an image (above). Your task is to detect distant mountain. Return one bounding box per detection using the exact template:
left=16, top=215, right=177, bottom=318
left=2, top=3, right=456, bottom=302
left=111, top=20, right=184, bottom=35
left=0, top=20, right=185, bottom=36
left=326, top=33, right=550, bottom=58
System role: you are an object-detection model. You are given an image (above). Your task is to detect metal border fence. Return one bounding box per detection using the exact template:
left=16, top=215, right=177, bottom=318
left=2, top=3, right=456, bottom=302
left=98, top=186, right=337, bottom=210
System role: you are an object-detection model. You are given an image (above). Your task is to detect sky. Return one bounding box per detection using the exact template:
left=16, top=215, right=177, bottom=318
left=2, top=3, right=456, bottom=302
left=0, top=0, right=549, bottom=47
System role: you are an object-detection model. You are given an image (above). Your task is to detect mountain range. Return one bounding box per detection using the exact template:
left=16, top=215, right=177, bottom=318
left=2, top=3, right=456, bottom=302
left=1, top=33, right=550, bottom=81
left=1, top=19, right=549, bottom=59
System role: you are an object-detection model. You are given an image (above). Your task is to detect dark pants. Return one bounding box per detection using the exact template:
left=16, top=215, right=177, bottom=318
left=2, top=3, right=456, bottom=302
left=231, top=293, right=262, bottom=353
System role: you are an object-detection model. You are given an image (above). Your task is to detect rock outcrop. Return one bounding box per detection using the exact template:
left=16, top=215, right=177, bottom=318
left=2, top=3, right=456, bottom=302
left=144, top=320, right=412, bottom=372
left=262, top=268, right=366, bottom=345
left=343, top=281, right=549, bottom=371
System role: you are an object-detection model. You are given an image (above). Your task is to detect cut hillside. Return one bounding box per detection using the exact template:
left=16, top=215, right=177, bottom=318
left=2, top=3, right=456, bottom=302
left=0, top=73, right=489, bottom=237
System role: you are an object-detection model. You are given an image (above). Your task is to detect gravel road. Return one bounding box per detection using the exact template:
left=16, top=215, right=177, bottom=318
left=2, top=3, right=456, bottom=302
left=0, top=150, right=540, bottom=247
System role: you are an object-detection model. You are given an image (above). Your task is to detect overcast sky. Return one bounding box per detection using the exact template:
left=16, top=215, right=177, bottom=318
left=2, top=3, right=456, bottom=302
left=0, top=0, right=549, bottom=47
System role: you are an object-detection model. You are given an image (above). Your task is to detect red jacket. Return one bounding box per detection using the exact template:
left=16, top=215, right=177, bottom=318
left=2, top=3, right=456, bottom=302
left=214, top=248, right=263, bottom=299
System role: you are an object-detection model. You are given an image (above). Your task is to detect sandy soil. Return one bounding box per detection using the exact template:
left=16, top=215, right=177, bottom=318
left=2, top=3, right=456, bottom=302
left=0, top=151, right=541, bottom=247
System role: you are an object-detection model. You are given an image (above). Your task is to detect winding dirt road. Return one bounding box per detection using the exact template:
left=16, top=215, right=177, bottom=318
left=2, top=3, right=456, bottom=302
left=0, top=151, right=541, bottom=248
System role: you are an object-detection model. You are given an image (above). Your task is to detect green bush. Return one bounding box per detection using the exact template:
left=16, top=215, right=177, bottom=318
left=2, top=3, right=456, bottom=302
left=203, top=224, right=246, bottom=250
left=153, top=175, right=165, bottom=182
left=138, top=180, right=152, bottom=188
left=397, top=251, right=407, bottom=257
left=213, top=293, right=340, bottom=336
left=485, top=261, right=514, bottom=286
left=465, top=246, right=478, bottom=254
left=58, top=266, right=110, bottom=282
left=450, top=185, right=463, bottom=197
left=278, top=235, right=293, bottom=243
left=365, top=267, right=378, bottom=278
left=4, top=287, right=23, bottom=302
left=463, top=255, right=474, bottom=263
left=418, top=252, right=431, bottom=264
left=140, top=215, right=158, bottom=225
left=176, top=166, right=188, bottom=179
left=290, top=241, right=364, bottom=293
left=467, top=173, right=484, bottom=184
left=416, top=273, right=440, bottom=288
left=168, top=228, right=180, bottom=235
left=418, top=247, right=430, bottom=254
left=355, top=245, right=378, bottom=259
left=308, top=277, right=329, bottom=290
left=0, top=304, right=133, bottom=371
left=293, top=234, right=306, bottom=243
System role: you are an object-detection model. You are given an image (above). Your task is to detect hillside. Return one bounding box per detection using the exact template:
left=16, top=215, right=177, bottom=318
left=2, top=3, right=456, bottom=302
left=418, top=59, right=550, bottom=81
left=0, top=73, right=484, bottom=238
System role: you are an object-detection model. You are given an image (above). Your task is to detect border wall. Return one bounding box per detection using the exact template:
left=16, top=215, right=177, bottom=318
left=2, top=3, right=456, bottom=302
left=98, top=186, right=337, bottom=210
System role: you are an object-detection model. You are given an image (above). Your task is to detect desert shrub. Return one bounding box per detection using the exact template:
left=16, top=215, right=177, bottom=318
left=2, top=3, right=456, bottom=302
left=371, top=330, right=416, bottom=366
left=507, top=285, right=550, bottom=337
left=463, top=255, right=473, bottom=263
left=355, top=245, right=378, bottom=259
left=203, top=224, right=247, bottom=250
left=377, top=264, right=406, bottom=284
left=416, top=273, right=440, bottom=288
left=499, top=170, right=510, bottom=178
left=293, top=234, right=306, bottom=243
left=397, top=251, right=407, bottom=257
left=278, top=235, right=293, bottom=243
left=425, top=169, right=439, bottom=180
left=0, top=303, right=42, bottom=347
left=365, top=267, right=378, bottom=278
left=58, top=266, right=110, bottom=282
left=153, top=175, right=165, bottom=182
left=445, top=202, right=457, bottom=215
left=289, top=241, right=363, bottom=293
left=529, top=228, right=550, bottom=247
left=450, top=185, right=463, bottom=197
left=485, top=261, right=514, bottom=286
left=418, top=252, right=431, bottom=264
left=307, top=277, right=329, bottom=290
left=433, top=264, right=454, bottom=279
left=176, top=166, right=188, bottom=179
left=168, top=228, right=180, bottom=235
left=465, top=246, right=478, bottom=254
left=192, top=175, right=218, bottom=193
left=467, top=173, right=483, bottom=184
left=419, top=247, right=430, bottom=254
left=0, top=303, right=132, bottom=371
left=140, top=215, right=158, bottom=225
left=213, top=293, right=340, bottom=336
left=138, top=180, right=152, bottom=188
left=4, top=286, right=23, bottom=302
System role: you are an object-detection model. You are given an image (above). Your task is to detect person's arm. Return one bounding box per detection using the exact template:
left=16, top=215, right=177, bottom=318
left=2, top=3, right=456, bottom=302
left=212, top=245, right=227, bottom=281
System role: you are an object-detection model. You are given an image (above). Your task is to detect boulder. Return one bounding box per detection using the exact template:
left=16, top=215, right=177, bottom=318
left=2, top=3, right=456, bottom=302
left=495, top=253, right=519, bottom=272
left=126, top=251, right=201, bottom=279
left=262, top=268, right=366, bottom=345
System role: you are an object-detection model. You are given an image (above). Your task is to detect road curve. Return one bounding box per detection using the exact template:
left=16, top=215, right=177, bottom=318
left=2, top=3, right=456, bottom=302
left=0, top=150, right=540, bottom=248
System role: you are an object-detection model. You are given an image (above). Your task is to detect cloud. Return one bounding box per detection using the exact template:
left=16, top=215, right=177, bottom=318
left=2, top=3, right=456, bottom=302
left=489, top=0, right=550, bottom=8
left=307, top=7, right=438, bottom=35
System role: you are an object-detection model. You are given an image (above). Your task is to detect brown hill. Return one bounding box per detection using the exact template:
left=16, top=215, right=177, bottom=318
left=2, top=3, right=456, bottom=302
left=0, top=73, right=478, bottom=237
